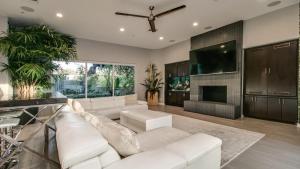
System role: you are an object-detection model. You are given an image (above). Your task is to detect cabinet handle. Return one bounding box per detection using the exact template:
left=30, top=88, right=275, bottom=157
left=264, top=67, right=267, bottom=75
left=282, top=99, right=285, bottom=105
left=278, top=99, right=281, bottom=104
left=251, top=97, right=254, bottom=102
left=268, top=68, right=271, bottom=75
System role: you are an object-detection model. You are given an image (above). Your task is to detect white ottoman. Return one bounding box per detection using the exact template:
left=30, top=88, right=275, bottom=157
left=120, top=110, right=172, bottom=133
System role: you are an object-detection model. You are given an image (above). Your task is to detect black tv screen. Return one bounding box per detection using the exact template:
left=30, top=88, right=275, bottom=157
left=190, top=41, right=237, bottom=75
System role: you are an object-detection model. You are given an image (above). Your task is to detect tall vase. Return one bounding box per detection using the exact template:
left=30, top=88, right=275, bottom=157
left=147, top=91, right=159, bottom=106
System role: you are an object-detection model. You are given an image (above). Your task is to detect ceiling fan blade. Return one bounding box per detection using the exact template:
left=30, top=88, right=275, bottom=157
left=148, top=19, right=156, bottom=32
left=155, top=5, right=186, bottom=18
left=115, top=12, right=149, bottom=18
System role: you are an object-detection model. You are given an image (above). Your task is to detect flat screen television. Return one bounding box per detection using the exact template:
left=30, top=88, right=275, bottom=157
left=190, top=41, right=237, bottom=75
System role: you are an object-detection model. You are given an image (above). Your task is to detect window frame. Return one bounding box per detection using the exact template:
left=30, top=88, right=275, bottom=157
left=54, top=60, right=136, bottom=98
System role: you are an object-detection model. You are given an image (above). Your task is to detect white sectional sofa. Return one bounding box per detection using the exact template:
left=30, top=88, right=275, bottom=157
left=74, top=95, right=147, bottom=120
left=55, top=106, right=222, bottom=169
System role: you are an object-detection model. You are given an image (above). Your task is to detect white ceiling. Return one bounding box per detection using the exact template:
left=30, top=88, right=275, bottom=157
left=0, top=0, right=298, bottom=49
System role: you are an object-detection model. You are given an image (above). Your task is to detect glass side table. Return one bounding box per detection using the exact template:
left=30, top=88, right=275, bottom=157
left=0, top=92, right=67, bottom=169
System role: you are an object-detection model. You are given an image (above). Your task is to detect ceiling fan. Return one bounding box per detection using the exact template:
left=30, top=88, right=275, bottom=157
left=115, top=5, right=186, bottom=32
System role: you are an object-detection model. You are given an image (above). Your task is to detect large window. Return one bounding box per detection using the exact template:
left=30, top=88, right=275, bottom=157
left=54, top=61, right=135, bottom=98
left=53, top=62, right=86, bottom=98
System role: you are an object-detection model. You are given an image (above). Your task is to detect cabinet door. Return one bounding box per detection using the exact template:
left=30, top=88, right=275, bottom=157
left=282, top=98, right=298, bottom=123
left=166, top=92, right=177, bottom=106
left=245, top=47, right=269, bottom=95
left=244, top=95, right=255, bottom=117
left=181, top=61, right=190, bottom=76
left=268, top=41, right=298, bottom=96
left=176, top=92, right=184, bottom=107
left=254, top=96, right=268, bottom=119
left=267, top=97, right=282, bottom=121
left=165, top=64, right=175, bottom=78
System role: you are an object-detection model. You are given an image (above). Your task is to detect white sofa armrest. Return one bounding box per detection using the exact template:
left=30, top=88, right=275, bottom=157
left=105, top=148, right=186, bottom=169
left=56, top=112, right=109, bottom=169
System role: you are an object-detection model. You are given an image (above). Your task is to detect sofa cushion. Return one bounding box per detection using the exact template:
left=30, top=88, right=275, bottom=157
left=98, top=145, right=121, bottom=168
left=105, top=148, right=186, bottom=169
left=136, top=127, right=191, bottom=151
left=165, top=133, right=222, bottom=165
left=55, top=111, right=109, bottom=169
left=89, top=107, right=122, bottom=120
left=70, top=157, right=102, bottom=169
left=90, top=97, right=125, bottom=110
left=100, top=121, right=140, bottom=157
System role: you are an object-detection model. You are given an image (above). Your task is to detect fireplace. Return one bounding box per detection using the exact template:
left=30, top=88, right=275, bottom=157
left=199, top=86, right=227, bottom=103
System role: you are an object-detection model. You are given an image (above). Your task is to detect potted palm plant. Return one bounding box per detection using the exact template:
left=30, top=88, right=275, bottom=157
left=0, top=25, right=77, bottom=99
left=141, top=64, right=164, bottom=106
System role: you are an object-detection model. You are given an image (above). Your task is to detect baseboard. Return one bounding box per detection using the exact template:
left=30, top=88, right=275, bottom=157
left=297, top=123, right=300, bottom=128
left=158, top=102, right=165, bottom=106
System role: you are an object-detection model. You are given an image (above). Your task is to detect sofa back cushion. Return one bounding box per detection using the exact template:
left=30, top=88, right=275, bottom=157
left=100, top=122, right=141, bottom=157
left=91, top=97, right=125, bottom=110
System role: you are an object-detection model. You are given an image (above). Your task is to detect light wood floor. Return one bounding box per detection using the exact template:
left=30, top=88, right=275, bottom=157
left=149, top=105, right=300, bottom=169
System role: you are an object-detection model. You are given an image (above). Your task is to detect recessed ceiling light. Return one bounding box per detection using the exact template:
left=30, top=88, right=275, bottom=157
left=120, top=28, right=125, bottom=32
left=159, top=36, right=164, bottom=40
left=224, top=51, right=228, bottom=54
left=220, top=45, right=225, bottom=48
left=204, top=26, right=213, bottom=30
left=267, top=1, right=281, bottom=7
left=56, top=13, right=63, bottom=18
left=20, top=6, right=34, bottom=12
left=193, top=22, right=199, bottom=27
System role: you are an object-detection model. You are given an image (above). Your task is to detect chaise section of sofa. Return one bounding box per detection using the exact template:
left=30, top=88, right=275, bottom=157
left=55, top=109, right=222, bottom=169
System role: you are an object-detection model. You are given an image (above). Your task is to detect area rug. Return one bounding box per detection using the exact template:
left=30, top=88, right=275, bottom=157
left=172, top=115, right=265, bottom=168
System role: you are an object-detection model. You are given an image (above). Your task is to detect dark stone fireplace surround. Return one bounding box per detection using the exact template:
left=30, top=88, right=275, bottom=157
left=184, top=21, right=243, bottom=119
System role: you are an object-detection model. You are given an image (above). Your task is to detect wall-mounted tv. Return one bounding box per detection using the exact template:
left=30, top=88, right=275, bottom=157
left=190, top=41, right=237, bottom=75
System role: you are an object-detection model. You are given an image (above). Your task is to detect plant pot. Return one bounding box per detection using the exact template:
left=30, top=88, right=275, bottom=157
left=15, top=86, right=37, bottom=99
left=147, top=91, right=159, bottom=106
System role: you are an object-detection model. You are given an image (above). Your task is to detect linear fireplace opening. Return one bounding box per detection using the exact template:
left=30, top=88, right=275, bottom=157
left=199, top=86, right=227, bottom=103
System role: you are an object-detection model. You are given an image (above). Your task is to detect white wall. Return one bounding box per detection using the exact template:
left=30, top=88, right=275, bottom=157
left=0, top=16, right=12, bottom=97
left=76, top=39, right=151, bottom=100
left=150, top=40, right=191, bottom=103
left=243, top=4, right=299, bottom=48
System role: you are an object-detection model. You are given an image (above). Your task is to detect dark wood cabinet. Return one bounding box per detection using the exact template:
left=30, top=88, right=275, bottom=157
left=245, top=47, right=269, bottom=95
left=165, top=61, right=190, bottom=107
left=244, top=96, right=255, bottom=117
left=244, top=96, right=297, bottom=123
left=267, top=97, right=282, bottom=121
left=244, top=40, right=298, bottom=124
left=281, top=98, right=298, bottom=123
left=268, top=41, right=297, bottom=96
left=165, top=63, right=178, bottom=78
left=244, top=95, right=267, bottom=119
